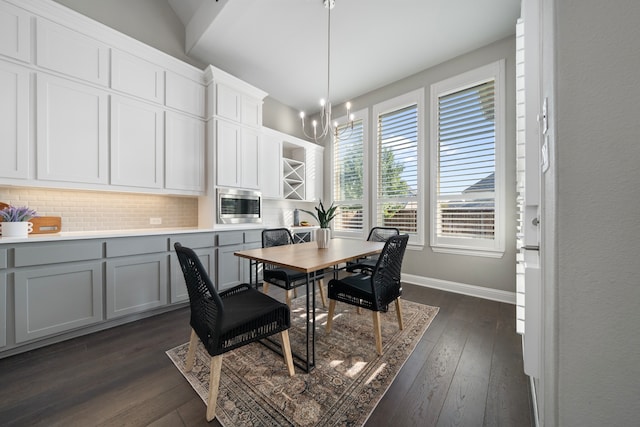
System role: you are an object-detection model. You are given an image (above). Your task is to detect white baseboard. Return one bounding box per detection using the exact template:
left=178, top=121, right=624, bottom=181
left=402, top=274, right=516, bottom=304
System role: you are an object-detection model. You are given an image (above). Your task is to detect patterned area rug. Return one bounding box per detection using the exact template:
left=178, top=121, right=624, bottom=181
left=166, top=297, right=438, bottom=426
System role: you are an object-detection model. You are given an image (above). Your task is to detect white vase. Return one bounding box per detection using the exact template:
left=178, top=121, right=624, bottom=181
left=316, top=228, right=331, bottom=249
left=0, top=221, right=33, bottom=238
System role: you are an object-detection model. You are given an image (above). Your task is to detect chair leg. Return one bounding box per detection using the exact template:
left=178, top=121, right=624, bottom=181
left=286, top=290, right=293, bottom=306
left=372, top=311, right=383, bottom=355
left=263, top=282, right=270, bottom=293
left=185, top=329, right=198, bottom=372
left=280, top=330, right=295, bottom=376
left=293, top=287, right=298, bottom=298
left=395, top=298, right=404, bottom=330
left=357, top=307, right=362, bottom=315
left=206, top=355, right=223, bottom=422
left=317, top=278, right=327, bottom=308
left=326, top=299, right=337, bottom=333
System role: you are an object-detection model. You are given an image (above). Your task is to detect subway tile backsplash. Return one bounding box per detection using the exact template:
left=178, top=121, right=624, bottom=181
left=0, top=187, right=198, bottom=231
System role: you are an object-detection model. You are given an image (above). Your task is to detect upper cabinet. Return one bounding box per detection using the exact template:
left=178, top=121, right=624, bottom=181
left=0, top=61, right=29, bottom=180
left=0, top=1, right=31, bottom=62
left=165, top=112, right=205, bottom=193
left=111, top=49, right=164, bottom=104
left=166, top=71, right=205, bottom=117
left=36, top=18, right=109, bottom=86
left=36, top=73, right=109, bottom=185
left=215, top=83, right=262, bottom=128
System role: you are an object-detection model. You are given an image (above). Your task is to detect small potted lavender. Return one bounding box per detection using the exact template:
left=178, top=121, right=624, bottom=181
left=0, top=205, right=38, bottom=238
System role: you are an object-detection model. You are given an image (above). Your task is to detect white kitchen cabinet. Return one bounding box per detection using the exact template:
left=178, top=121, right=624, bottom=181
left=216, top=119, right=260, bottom=190
left=0, top=61, right=29, bottom=180
left=214, top=82, right=264, bottom=128
left=0, top=1, right=31, bottom=62
left=260, top=133, right=283, bottom=199
left=111, top=49, right=164, bottom=104
left=166, top=71, right=205, bottom=117
left=304, top=145, right=324, bottom=202
left=36, top=17, right=109, bottom=86
left=36, top=73, right=109, bottom=185
left=165, top=112, right=205, bottom=193
left=110, top=95, right=164, bottom=189
left=283, top=157, right=305, bottom=200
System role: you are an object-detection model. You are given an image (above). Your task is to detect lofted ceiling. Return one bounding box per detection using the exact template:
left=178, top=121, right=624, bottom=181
left=168, top=0, right=520, bottom=114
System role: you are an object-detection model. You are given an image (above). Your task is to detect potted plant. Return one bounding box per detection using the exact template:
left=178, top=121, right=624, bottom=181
left=0, top=205, right=38, bottom=238
left=301, top=200, right=337, bottom=248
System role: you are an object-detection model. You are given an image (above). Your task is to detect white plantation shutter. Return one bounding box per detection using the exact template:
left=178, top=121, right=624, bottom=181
left=376, top=105, right=418, bottom=236
left=333, top=119, right=364, bottom=234
left=431, top=60, right=505, bottom=255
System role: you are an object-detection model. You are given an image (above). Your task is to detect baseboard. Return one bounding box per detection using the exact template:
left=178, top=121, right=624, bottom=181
left=402, top=274, right=516, bottom=304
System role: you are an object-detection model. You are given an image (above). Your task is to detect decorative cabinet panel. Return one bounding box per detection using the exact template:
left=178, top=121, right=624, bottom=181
left=166, top=71, right=205, bottom=117
left=111, top=49, right=164, bottom=104
left=14, top=262, right=103, bottom=343
left=0, top=272, right=5, bottom=348
left=260, top=133, right=283, bottom=199
left=305, top=145, right=324, bottom=202
left=36, top=74, right=109, bottom=185
left=36, top=17, right=109, bottom=86
left=0, top=1, right=31, bottom=62
left=110, top=95, right=164, bottom=189
left=216, top=120, right=260, bottom=190
left=165, top=112, right=205, bottom=193
left=105, top=254, right=168, bottom=319
left=0, top=61, right=29, bottom=180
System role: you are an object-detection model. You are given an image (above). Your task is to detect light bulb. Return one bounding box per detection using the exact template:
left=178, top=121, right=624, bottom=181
left=320, top=99, right=326, bottom=107
left=299, top=111, right=305, bottom=119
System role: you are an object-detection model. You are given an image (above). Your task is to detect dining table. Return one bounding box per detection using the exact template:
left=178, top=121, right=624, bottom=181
left=234, top=238, right=385, bottom=372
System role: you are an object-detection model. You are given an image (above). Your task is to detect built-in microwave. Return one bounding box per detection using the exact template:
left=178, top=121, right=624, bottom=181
left=217, top=188, right=262, bottom=224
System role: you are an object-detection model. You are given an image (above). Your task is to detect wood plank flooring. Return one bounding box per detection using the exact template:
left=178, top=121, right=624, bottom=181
left=0, top=284, right=532, bottom=426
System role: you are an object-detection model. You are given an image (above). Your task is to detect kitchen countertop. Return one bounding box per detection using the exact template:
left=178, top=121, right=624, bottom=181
left=0, top=223, right=319, bottom=244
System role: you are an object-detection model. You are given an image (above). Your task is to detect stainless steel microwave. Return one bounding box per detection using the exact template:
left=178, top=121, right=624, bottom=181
left=217, top=188, right=262, bottom=224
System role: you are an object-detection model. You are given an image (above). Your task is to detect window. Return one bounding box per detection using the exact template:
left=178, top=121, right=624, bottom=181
left=430, top=60, right=505, bottom=256
left=373, top=96, right=421, bottom=243
left=332, top=111, right=367, bottom=237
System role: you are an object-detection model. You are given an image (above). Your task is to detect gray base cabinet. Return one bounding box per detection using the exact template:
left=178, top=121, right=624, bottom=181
left=216, top=229, right=262, bottom=291
left=14, top=262, right=103, bottom=343
left=0, top=273, right=5, bottom=348
left=169, top=233, right=216, bottom=303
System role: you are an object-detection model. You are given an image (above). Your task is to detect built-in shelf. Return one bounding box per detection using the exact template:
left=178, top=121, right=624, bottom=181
left=283, top=157, right=305, bottom=200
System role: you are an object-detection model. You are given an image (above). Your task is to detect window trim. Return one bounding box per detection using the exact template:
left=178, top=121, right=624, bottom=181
left=372, top=89, right=425, bottom=246
left=429, top=60, right=506, bottom=257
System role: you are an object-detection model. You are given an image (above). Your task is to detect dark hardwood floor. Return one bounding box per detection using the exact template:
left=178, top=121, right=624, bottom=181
left=0, top=284, right=532, bottom=426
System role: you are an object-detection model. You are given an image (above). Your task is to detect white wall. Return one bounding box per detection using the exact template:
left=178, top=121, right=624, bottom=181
left=542, top=1, right=640, bottom=425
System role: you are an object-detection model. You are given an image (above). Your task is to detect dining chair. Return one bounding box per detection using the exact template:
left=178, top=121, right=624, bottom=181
left=345, top=226, right=400, bottom=275
left=261, top=228, right=327, bottom=307
left=326, top=234, right=409, bottom=355
left=174, top=243, right=295, bottom=422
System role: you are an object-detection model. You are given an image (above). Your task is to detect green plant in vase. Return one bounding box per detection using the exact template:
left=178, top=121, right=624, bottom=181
left=302, top=200, right=337, bottom=248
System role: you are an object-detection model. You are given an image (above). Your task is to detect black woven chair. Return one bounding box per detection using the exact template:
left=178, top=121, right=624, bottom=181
left=174, top=243, right=294, bottom=422
left=326, top=234, right=409, bottom=355
left=345, top=227, right=400, bottom=274
left=262, top=228, right=327, bottom=307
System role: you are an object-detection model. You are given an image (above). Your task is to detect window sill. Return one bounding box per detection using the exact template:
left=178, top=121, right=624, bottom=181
left=430, top=245, right=505, bottom=258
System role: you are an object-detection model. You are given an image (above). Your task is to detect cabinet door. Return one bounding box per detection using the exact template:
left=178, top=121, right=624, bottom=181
left=166, top=71, right=205, bottom=117
left=0, top=272, right=5, bottom=348
left=110, top=95, right=164, bottom=189
left=260, top=134, right=282, bottom=198
left=216, top=119, right=241, bottom=188
left=0, top=61, right=29, bottom=179
left=305, top=146, right=324, bottom=202
left=36, top=74, right=109, bottom=184
left=165, top=112, right=205, bottom=193
left=111, top=49, right=164, bottom=103
left=215, top=83, right=241, bottom=122
left=217, top=243, right=243, bottom=291
left=242, top=96, right=262, bottom=127
left=170, top=247, right=215, bottom=303
left=241, top=128, right=260, bottom=189
left=106, top=254, right=168, bottom=319
left=36, top=18, right=109, bottom=86
left=14, top=262, right=103, bottom=343
left=0, top=1, right=31, bottom=62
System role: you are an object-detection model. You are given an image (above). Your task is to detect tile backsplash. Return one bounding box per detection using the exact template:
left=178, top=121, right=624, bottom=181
left=0, top=187, right=198, bottom=232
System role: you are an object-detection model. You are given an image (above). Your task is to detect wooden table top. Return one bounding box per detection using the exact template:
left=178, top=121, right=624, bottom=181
left=234, top=238, right=385, bottom=273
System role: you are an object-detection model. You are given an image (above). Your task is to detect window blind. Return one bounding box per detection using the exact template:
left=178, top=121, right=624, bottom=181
left=333, top=119, right=364, bottom=233
left=376, top=104, right=418, bottom=234
left=435, top=80, right=496, bottom=240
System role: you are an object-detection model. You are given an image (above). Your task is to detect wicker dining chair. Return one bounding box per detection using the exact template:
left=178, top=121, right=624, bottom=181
left=345, top=226, right=400, bottom=275
left=261, top=228, right=327, bottom=307
left=174, top=243, right=295, bottom=422
left=326, top=234, right=409, bottom=355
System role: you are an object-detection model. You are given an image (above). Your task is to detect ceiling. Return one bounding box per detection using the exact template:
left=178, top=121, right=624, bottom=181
left=168, top=0, right=520, bottom=113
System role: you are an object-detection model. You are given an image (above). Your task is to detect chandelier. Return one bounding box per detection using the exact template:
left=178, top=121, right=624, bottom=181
left=299, top=0, right=354, bottom=143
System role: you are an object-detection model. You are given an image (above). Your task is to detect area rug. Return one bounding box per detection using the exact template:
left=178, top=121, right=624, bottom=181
left=166, top=297, right=438, bottom=426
